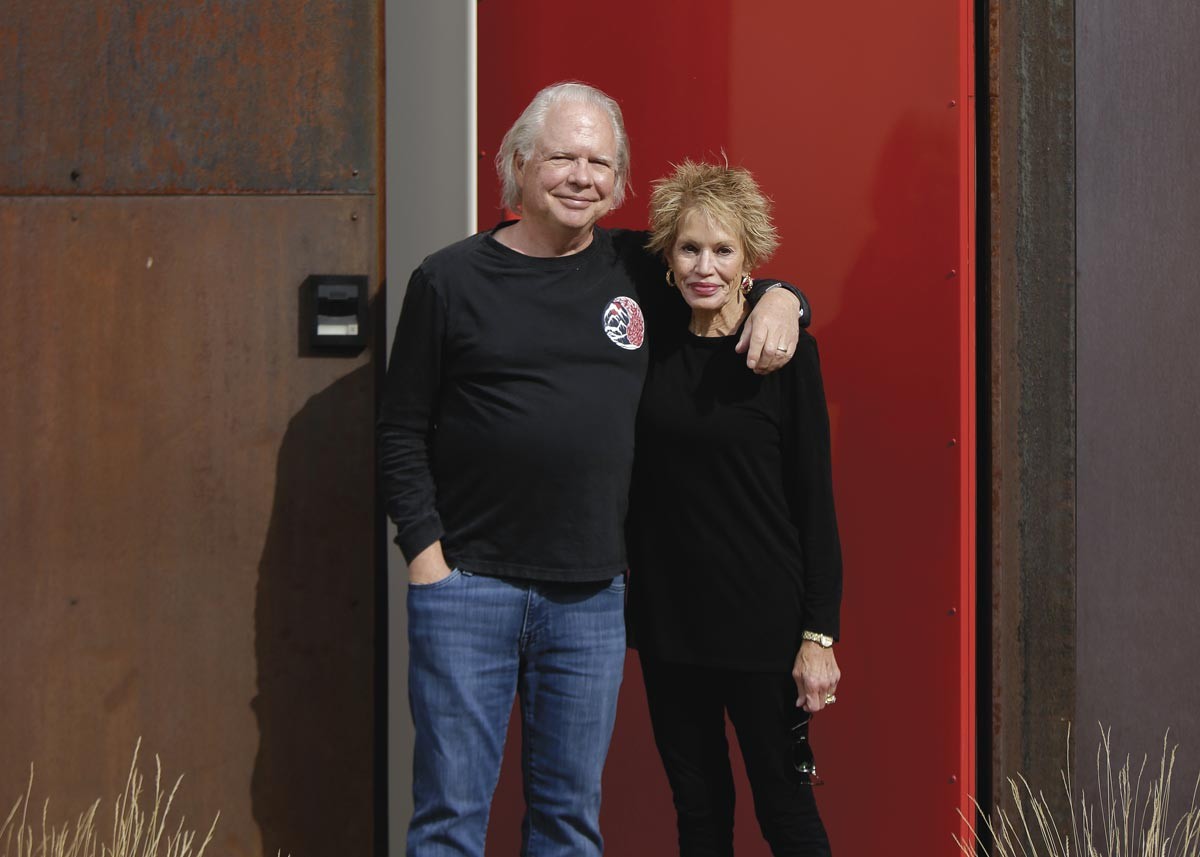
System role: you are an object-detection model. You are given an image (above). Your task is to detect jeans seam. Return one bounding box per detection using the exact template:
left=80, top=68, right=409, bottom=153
left=521, top=692, right=539, bottom=856
left=518, top=585, right=533, bottom=654
left=520, top=587, right=539, bottom=856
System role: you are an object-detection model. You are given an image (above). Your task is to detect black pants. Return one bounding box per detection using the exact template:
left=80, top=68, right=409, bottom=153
left=640, top=656, right=832, bottom=857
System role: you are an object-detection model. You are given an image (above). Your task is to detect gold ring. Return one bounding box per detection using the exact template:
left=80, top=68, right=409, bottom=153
left=824, top=694, right=837, bottom=705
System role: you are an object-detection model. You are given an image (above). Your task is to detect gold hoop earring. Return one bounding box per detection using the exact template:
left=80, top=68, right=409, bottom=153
left=665, top=269, right=677, bottom=288
left=740, top=273, right=753, bottom=296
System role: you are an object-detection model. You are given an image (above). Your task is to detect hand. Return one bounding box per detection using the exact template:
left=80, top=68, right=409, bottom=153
left=793, top=640, right=841, bottom=712
left=408, top=541, right=453, bottom=585
left=736, top=288, right=801, bottom=374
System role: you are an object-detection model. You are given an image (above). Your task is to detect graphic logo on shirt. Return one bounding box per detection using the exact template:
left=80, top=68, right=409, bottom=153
left=602, top=296, right=645, bottom=350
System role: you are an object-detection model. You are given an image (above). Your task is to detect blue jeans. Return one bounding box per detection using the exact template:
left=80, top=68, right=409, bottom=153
left=406, top=568, right=627, bottom=856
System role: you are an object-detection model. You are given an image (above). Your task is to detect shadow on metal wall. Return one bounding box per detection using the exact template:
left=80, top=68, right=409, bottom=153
left=250, top=360, right=377, bottom=857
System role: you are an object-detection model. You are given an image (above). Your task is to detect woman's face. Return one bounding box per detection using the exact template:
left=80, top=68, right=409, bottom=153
left=669, top=208, right=746, bottom=316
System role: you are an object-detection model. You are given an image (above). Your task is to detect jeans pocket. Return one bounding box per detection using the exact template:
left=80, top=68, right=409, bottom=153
left=408, top=567, right=463, bottom=591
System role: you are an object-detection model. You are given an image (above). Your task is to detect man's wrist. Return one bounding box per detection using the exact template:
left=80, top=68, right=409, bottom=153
left=757, top=281, right=811, bottom=327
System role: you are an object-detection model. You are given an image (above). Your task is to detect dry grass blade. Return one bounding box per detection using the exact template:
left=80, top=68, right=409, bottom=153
left=958, top=726, right=1200, bottom=857
left=0, top=741, right=218, bottom=857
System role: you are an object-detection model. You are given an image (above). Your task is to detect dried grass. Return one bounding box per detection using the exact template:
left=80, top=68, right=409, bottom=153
left=0, top=739, right=217, bottom=857
left=957, top=726, right=1200, bottom=857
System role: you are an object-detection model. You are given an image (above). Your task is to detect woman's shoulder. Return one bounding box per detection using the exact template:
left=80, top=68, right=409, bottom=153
left=793, top=329, right=825, bottom=364
left=767, top=330, right=825, bottom=398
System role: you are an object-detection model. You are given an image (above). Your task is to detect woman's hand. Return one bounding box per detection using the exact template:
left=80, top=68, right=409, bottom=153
left=736, top=288, right=801, bottom=374
left=793, top=640, right=841, bottom=711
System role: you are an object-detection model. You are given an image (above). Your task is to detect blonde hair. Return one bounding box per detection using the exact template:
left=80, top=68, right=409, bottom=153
left=646, top=160, right=778, bottom=270
left=495, top=82, right=631, bottom=212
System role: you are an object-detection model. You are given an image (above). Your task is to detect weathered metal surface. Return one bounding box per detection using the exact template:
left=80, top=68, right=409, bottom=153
left=988, top=0, right=1077, bottom=824
left=0, top=195, right=379, bottom=857
left=0, top=0, right=377, bottom=194
left=1076, top=0, right=1200, bottom=787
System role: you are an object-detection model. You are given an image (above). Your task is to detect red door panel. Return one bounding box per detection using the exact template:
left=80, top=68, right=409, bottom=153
left=478, top=2, right=975, bottom=853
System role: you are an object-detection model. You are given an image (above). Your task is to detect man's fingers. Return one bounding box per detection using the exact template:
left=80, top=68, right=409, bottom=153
left=758, top=337, right=785, bottom=373
left=750, top=327, right=797, bottom=374
left=744, top=327, right=770, bottom=371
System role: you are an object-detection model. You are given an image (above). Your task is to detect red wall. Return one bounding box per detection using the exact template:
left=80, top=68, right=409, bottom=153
left=478, top=1, right=975, bottom=853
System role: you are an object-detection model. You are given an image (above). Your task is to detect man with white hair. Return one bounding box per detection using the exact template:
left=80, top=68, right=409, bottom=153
left=379, top=82, right=804, bottom=856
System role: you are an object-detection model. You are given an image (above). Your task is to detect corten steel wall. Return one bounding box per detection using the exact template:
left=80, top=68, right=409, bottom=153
left=984, top=0, right=1080, bottom=820
left=478, top=1, right=975, bottom=854
left=1077, top=0, right=1200, bottom=777
left=987, top=0, right=1078, bottom=819
left=0, top=4, right=382, bottom=856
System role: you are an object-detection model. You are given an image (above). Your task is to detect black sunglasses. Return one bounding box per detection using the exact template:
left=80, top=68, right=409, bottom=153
left=790, top=713, right=825, bottom=786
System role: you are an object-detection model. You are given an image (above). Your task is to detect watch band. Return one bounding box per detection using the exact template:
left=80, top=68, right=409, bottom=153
left=802, top=630, right=835, bottom=648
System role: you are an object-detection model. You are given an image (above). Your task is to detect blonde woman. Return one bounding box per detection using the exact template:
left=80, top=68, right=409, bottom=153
left=627, top=161, right=842, bottom=856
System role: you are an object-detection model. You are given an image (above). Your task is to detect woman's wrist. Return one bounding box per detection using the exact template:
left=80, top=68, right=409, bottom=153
left=801, top=630, right=835, bottom=648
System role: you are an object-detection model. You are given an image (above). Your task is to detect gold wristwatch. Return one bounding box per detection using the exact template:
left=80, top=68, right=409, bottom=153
left=801, top=630, right=835, bottom=648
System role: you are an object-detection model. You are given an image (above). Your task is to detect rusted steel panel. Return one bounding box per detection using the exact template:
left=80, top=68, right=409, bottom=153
left=0, top=195, right=379, bottom=857
left=0, top=0, right=377, bottom=194
left=988, top=0, right=1077, bottom=824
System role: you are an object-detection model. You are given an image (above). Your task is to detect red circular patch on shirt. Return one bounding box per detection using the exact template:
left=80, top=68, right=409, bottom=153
left=602, top=296, right=645, bottom=350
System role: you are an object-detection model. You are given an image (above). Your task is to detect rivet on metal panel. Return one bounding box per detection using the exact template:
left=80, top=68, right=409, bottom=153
left=948, top=100, right=957, bottom=108
left=948, top=607, right=958, bottom=616
left=947, top=269, right=958, bottom=278
left=70, top=213, right=79, bottom=223
left=70, top=169, right=81, bottom=182
left=350, top=212, right=359, bottom=222
left=352, top=168, right=360, bottom=177
left=949, top=775, right=958, bottom=784
left=948, top=438, right=958, bottom=447
left=479, top=150, right=488, bottom=161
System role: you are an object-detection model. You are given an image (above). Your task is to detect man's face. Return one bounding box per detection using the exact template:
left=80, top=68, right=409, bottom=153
left=515, top=101, right=619, bottom=239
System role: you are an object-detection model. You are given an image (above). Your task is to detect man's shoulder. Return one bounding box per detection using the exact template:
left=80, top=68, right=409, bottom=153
left=598, top=226, right=652, bottom=258
left=419, top=229, right=495, bottom=275
left=597, top=227, right=661, bottom=285
left=604, top=228, right=667, bottom=317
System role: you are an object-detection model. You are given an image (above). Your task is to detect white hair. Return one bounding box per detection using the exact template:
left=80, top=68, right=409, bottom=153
left=494, top=82, right=631, bottom=212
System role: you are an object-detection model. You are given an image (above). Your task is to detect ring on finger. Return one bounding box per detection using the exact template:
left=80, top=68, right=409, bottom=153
left=824, top=694, right=836, bottom=705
